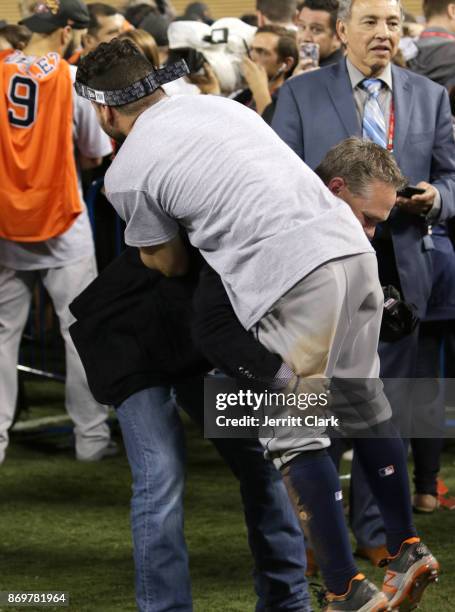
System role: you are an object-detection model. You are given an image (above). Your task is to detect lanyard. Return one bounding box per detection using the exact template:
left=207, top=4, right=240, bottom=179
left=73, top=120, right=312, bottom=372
left=420, top=31, right=455, bottom=40
left=387, top=100, right=395, bottom=151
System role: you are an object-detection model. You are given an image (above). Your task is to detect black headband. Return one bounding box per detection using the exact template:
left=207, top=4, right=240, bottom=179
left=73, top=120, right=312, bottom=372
left=74, top=60, right=189, bottom=106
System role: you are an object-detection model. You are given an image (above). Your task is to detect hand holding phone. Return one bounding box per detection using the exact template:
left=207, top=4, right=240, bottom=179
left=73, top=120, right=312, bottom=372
left=396, top=182, right=437, bottom=216
left=299, top=42, right=319, bottom=68
left=396, top=185, right=426, bottom=199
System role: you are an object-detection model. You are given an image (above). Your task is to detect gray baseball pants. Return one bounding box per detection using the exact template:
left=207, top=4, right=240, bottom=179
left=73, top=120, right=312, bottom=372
left=0, top=256, right=110, bottom=463
left=256, top=252, right=392, bottom=469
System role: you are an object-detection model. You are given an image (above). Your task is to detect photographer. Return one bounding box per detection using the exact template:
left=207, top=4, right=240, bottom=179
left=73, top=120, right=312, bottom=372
left=235, top=25, right=298, bottom=122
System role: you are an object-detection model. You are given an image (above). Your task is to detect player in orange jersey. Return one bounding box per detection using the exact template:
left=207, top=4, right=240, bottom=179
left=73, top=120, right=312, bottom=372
left=0, top=0, right=114, bottom=463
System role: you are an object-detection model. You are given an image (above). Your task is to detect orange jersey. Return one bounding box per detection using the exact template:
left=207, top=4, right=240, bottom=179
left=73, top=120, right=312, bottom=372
left=66, top=48, right=82, bottom=65
left=0, top=49, right=81, bottom=242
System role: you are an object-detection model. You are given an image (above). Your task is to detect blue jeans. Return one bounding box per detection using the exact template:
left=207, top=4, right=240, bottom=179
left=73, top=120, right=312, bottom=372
left=117, top=378, right=311, bottom=612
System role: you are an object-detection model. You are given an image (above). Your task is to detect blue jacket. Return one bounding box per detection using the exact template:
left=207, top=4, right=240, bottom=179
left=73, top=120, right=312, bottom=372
left=272, top=59, right=455, bottom=318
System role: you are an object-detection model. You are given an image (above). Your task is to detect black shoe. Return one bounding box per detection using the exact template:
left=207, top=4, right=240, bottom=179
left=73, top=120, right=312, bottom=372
left=380, top=538, right=439, bottom=611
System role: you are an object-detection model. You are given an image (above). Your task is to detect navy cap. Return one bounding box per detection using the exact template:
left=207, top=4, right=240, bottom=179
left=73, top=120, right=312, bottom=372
left=20, top=0, right=90, bottom=34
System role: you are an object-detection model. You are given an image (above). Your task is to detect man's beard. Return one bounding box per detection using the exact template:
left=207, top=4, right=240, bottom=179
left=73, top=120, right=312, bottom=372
left=100, top=117, right=126, bottom=145
left=63, top=33, right=77, bottom=61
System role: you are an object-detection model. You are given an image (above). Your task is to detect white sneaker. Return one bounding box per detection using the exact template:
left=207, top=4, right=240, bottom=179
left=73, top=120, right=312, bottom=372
left=76, top=440, right=119, bottom=462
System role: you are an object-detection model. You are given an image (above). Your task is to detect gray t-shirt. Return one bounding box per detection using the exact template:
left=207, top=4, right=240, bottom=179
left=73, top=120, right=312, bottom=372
left=105, top=94, right=373, bottom=329
left=0, top=66, right=112, bottom=271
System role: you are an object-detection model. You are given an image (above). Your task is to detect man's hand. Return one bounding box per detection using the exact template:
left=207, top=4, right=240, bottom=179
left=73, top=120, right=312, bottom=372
left=241, top=56, right=269, bottom=92
left=241, top=57, right=272, bottom=115
left=139, top=234, right=188, bottom=277
left=291, top=58, right=319, bottom=78
left=396, top=181, right=438, bottom=216
left=188, top=62, right=221, bottom=95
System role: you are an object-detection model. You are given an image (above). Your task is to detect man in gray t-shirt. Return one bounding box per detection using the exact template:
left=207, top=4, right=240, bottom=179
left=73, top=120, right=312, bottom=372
left=76, top=39, right=439, bottom=611
left=104, top=93, right=373, bottom=329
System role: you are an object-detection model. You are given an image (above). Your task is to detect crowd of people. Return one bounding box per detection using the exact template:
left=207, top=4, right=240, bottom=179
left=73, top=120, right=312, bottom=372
left=1, top=0, right=455, bottom=610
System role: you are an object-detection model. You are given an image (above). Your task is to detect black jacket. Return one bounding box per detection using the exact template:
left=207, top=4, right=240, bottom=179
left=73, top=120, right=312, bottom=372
left=69, top=248, right=208, bottom=406
left=69, top=249, right=284, bottom=407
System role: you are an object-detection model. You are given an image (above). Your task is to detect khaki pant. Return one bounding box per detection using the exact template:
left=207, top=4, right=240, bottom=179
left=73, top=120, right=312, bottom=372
left=256, top=253, right=391, bottom=468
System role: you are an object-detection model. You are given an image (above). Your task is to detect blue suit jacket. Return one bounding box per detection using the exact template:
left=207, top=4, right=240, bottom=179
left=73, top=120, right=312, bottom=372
left=272, top=59, right=455, bottom=318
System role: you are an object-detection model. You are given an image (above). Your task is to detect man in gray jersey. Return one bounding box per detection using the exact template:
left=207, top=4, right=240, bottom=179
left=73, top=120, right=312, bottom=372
left=76, top=38, right=439, bottom=611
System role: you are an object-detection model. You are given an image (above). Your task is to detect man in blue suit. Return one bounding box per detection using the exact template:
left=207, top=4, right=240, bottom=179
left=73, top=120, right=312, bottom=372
left=272, top=0, right=455, bottom=563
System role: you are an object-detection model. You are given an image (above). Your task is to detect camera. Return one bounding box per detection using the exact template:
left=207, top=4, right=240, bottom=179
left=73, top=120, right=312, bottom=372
left=167, top=47, right=207, bottom=74
left=167, top=18, right=257, bottom=93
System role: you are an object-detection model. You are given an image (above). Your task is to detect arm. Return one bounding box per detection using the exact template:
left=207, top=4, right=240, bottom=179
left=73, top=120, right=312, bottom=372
left=397, top=88, right=455, bottom=220
left=188, top=62, right=221, bottom=95
left=241, top=57, right=273, bottom=116
left=192, top=265, right=294, bottom=386
left=105, top=188, right=182, bottom=266
left=271, top=79, right=305, bottom=158
left=140, top=233, right=188, bottom=277
left=428, top=87, right=455, bottom=222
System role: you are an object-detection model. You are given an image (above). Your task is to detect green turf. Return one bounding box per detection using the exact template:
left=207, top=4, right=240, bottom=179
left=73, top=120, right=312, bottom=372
left=0, top=379, right=454, bottom=611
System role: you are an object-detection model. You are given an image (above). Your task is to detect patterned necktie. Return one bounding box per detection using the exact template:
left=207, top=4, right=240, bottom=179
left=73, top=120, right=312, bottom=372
left=361, top=79, right=387, bottom=148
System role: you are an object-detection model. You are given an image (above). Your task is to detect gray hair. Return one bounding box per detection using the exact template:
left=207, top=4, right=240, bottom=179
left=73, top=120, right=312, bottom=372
left=337, top=0, right=403, bottom=21
left=337, top=0, right=354, bottom=21
left=315, top=137, right=406, bottom=196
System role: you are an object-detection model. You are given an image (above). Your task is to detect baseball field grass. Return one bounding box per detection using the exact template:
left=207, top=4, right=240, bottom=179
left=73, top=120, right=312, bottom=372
left=0, top=379, right=453, bottom=611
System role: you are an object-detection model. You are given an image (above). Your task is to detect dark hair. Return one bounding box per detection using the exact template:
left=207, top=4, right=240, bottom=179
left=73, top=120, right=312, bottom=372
left=87, top=3, right=118, bottom=35
left=240, top=13, right=259, bottom=26
left=0, top=24, right=32, bottom=49
left=183, top=2, right=210, bottom=19
left=139, top=12, right=169, bottom=46
left=77, top=38, right=158, bottom=113
left=124, top=3, right=158, bottom=28
left=423, top=0, right=452, bottom=19
left=315, top=138, right=406, bottom=195
left=256, top=0, right=298, bottom=23
left=256, top=25, right=299, bottom=76
left=298, top=0, right=339, bottom=32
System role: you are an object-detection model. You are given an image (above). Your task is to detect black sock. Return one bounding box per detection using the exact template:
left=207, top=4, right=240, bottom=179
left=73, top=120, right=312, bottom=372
left=353, top=424, right=417, bottom=556
left=286, top=450, right=358, bottom=595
